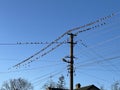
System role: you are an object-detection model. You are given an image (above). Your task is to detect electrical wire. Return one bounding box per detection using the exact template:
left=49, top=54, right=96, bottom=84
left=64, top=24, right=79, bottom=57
left=12, top=41, right=65, bottom=68
left=75, top=22, right=106, bottom=35
left=77, top=70, right=110, bottom=83
left=75, top=34, right=120, bottom=62
left=2, top=62, right=64, bottom=74
left=75, top=34, right=120, bottom=75
left=31, top=67, right=66, bottom=86
left=11, top=11, right=117, bottom=69
left=0, top=41, right=67, bottom=45
left=76, top=55, right=120, bottom=68
left=79, top=65, right=120, bottom=72
left=77, top=35, right=120, bottom=53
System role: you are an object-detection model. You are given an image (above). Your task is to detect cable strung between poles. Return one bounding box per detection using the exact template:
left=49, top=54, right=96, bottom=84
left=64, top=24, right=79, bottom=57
left=11, top=11, right=117, bottom=69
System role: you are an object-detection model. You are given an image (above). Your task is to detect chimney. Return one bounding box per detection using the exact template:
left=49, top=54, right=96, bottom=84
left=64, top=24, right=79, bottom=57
left=76, top=83, right=81, bottom=89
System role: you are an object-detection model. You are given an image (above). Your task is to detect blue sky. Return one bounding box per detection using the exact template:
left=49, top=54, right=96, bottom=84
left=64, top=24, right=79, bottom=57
left=0, top=0, right=120, bottom=90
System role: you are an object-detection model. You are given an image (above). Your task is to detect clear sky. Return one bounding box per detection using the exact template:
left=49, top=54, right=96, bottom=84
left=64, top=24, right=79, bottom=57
left=0, top=0, right=120, bottom=90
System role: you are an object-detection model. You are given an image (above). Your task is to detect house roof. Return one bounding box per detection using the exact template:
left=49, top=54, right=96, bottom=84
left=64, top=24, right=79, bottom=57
left=47, top=85, right=100, bottom=90
left=75, top=85, right=100, bottom=90
left=47, top=87, right=68, bottom=90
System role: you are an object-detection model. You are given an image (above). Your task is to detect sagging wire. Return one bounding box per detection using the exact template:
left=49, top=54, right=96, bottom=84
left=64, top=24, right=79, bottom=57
left=11, top=40, right=66, bottom=69
left=76, top=55, right=120, bottom=68
left=0, top=41, right=67, bottom=45
left=11, top=12, right=117, bottom=69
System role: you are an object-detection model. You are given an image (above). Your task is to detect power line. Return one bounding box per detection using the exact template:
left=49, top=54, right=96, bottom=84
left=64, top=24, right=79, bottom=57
left=0, top=41, right=67, bottom=45
left=12, top=41, right=66, bottom=68
left=13, top=22, right=106, bottom=67
left=75, top=22, right=106, bottom=35
left=75, top=34, right=120, bottom=62
left=2, top=63, right=64, bottom=74
left=77, top=37, right=120, bottom=72
left=6, top=11, right=120, bottom=90
left=31, top=67, right=66, bottom=87
left=77, top=70, right=110, bottom=83
left=77, top=35, right=120, bottom=53
left=33, top=68, right=65, bottom=84
left=68, top=12, right=115, bottom=33
left=11, top=11, right=117, bottom=69
left=76, top=55, right=120, bottom=68
left=77, top=66, right=120, bottom=72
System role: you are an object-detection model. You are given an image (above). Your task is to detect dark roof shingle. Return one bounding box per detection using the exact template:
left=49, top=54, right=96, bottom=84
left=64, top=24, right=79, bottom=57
left=75, top=85, right=100, bottom=90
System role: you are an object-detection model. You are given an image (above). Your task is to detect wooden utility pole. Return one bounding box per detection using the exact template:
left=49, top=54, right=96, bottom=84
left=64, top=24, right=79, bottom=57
left=62, top=33, right=76, bottom=90
left=69, top=33, right=74, bottom=90
left=68, top=33, right=76, bottom=90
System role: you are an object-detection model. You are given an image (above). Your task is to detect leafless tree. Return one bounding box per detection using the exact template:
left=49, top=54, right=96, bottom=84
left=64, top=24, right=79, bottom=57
left=57, top=75, right=66, bottom=89
left=111, top=81, right=120, bottom=90
left=0, top=78, right=33, bottom=90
